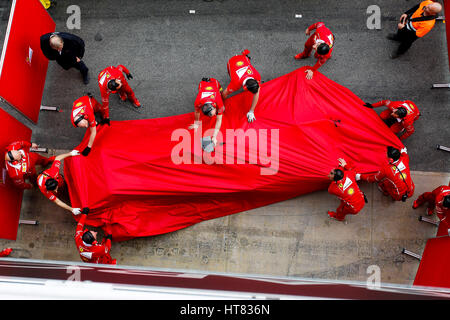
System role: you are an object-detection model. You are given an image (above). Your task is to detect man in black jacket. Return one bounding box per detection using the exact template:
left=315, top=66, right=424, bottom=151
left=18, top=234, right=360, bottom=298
left=40, top=32, right=90, bottom=84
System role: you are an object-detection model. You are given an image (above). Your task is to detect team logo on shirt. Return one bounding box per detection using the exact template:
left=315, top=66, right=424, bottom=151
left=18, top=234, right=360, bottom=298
left=205, top=86, right=213, bottom=91
left=76, top=102, right=83, bottom=107
left=236, top=61, right=244, bottom=67
left=247, top=69, right=253, bottom=75
left=347, top=188, right=354, bottom=195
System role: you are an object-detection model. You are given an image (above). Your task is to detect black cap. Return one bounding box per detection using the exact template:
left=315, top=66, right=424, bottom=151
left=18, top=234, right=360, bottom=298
left=317, top=43, right=330, bottom=55
left=387, top=146, right=401, bottom=162
left=45, top=178, right=58, bottom=191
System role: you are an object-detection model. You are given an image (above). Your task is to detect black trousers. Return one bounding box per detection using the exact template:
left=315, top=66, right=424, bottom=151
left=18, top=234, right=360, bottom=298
left=73, top=60, right=89, bottom=76
left=395, top=27, right=419, bottom=55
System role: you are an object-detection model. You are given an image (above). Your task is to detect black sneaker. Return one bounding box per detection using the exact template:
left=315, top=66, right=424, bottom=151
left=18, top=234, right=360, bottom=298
left=387, top=33, right=399, bottom=41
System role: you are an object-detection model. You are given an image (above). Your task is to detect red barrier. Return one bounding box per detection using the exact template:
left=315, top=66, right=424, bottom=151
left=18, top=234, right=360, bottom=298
left=0, top=0, right=55, bottom=123
left=0, top=108, right=32, bottom=240
left=414, top=236, right=450, bottom=289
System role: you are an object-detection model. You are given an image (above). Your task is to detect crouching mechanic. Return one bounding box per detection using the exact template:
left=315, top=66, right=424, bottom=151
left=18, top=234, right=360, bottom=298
left=5, top=140, right=55, bottom=189
left=327, top=158, right=366, bottom=221
left=294, top=21, right=335, bottom=80
left=364, top=99, right=420, bottom=140
left=71, top=93, right=109, bottom=156
left=360, top=146, right=414, bottom=201
left=98, top=65, right=141, bottom=114
left=189, top=77, right=225, bottom=146
left=413, top=184, right=450, bottom=235
left=37, top=150, right=83, bottom=215
left=74, top=208, right=116, bottom=264
left=222, top=50, right=261, bottom=123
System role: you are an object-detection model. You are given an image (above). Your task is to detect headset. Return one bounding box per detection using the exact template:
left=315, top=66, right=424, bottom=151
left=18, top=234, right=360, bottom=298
left=7, top=151, right=14, bottom=162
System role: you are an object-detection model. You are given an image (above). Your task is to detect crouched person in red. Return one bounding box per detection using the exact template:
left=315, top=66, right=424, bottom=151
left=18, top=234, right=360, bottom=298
left=189, top=77, right=225, bottom=146
left=71, top=93, right=109, bottom=156
left=5, top=140, right=54, bottom=190
left=413, top=183, right=450, bottom=236
left=37, top=150, right=82, bottom=214
left=295, top=21, right=335, bottom=80
left=74, top=208, right=116, bottom=264
left=327, top=158, right=366, bottom=221
left=360, top=147, right=414, bottom=202
left=364, top=99, right=420, bottom=141
left=98, top=65, right=141, bottom=113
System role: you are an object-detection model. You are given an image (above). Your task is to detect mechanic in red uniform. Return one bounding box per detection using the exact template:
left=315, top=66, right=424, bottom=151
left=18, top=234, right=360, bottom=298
left=413, top=184, right=450, bottom=234
left=98, top=65, right=141, bottom=115
left=360, top=147, right=414, bottom=201
left=71, top=93, right=109, bottom=156
left=36, top=150, right=82, bottom=214
left=5, top=141, right=55, bottom=189
left=222, top=50, right=261, bottom=123
left=294, top=22, right=335, bottom=80
left=364, top=99, right=420, bottom=140
left=74, top=208, right=116, bottom=264
left=327, top=158, right=366, bottom=221
left=189, top=77, right=225, bottom=146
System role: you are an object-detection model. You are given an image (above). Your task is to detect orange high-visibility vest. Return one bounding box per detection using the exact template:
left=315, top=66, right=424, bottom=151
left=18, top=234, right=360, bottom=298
left=408, top=0, right=436, bottom=38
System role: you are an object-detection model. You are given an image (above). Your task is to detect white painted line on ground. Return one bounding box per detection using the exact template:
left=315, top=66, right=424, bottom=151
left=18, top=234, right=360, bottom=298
left=189, top=10, right=196, bottom=14
left=295, top=14, right=302, bottom=18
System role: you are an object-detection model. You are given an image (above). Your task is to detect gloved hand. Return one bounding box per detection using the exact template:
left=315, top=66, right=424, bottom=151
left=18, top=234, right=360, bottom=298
left=246, top=111, right=256, bottom=123
left=72, top=208, right=82, bottom=215
left=188, top=122, right=200, bottom=130
left=126, top=73, right=133, bottom=80
left=86, top=92, right=93, bottom=98
left=101, top=118, right=111, bottom=126
left=81, top=147, right=91, bottom=156
left=71, top=150, right=80, bottom=156
left=363, top=103, right=374, bottom=108
left=82, top=207, right=90, bottom=215
left=104, top=234, right=113, bottom=241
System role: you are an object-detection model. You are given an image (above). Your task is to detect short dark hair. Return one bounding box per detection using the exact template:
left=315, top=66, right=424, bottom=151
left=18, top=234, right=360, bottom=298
left=443, top=195, right=450, bottom=208
left=107, top=79, right=119, bottom=91
left=395, top=107, right=407, bottom=118
left=245, top=79, right=259, bottom=94
left=45, top=178, right=58, bottom=191
left=82, top=231, right=95, bottom=244
left=201, top=103, right=214, bottom=116
left=333, top=169, right=344, bottom=181
left=387, top=146, right=401, bottom=162
left=317, top=43, right=330, bottom=55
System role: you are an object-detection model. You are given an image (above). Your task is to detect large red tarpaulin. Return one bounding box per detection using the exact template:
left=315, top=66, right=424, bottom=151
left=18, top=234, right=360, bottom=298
left=64, top=66, right=404, bottom=242
left=0, top=0, right=55, bottom=123
left=414, top=236, right=450, bottom=289
left=0, top=107, right=32, bottom=240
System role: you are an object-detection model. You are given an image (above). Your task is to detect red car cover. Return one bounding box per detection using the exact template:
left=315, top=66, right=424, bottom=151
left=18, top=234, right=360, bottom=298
left=64, top=66, right=403, bottom=241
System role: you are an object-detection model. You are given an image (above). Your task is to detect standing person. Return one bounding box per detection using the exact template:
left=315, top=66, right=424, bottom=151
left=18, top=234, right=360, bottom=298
left=294, top=21, right=335, bottom=80
left=360, top=147, right=414, bottom=201
left=189, top=77, right=225, bottom=146
left=364, top=99, right=420, bottom=141
left=98, top=65, right=141, bottom=116
left=387, top=1, right=442, bottom=58
left=40, top=32, right=90, bottom=84
left=71, top=93, right=109, bottom=156
left=5, top=141, right=54, bottom=190
left=222, top=50, right=261, bottom=123
left=36, top=150, right=82, bottom=214
left=74, top=208, right=116, bottom=264
left=327, top=158, right=366, bottom=221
